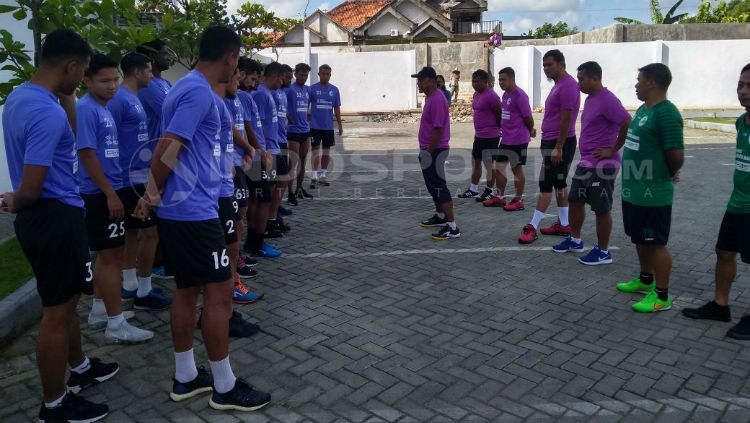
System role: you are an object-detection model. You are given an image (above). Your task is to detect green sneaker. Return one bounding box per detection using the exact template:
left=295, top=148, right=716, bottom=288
left=632, top=291, right=671, bottom=313
left=616, top=277, right=655, bottom=294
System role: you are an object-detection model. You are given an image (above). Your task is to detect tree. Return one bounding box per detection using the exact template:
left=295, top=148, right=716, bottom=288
left=522, top=21, right=578, bottom=38
left=233, top=2, right=300, bottom=57
left=682, top=0, right=750, bottom=22
left=615, top=0, right=688, bottom=24
left=727, top=0, right=750, bottom=15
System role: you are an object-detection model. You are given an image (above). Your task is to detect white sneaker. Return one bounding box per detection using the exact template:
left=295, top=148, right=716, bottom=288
left=87, top=311, right=135, bottom=330
left=104, top=320, right=154, bottom=344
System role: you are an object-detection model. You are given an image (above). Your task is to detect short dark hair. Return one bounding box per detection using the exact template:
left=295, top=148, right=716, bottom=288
left=120, top=52, right=151, bottom=76
left=472, top=69, right=489, bottom=82
left=577, top=61, right=602, bottom=79
left=742, top=63, right=750, bottom=74
left=282, top=64, right=293, bottom=73
left=85, top=53, right=118, bottom=77
left=638, top=63, right=672, bottom=90
left=198, top=26, right=241, bottom=61
left=319, top=64, right=331, bottom=72
left=498, top=67, right=515, bottom=78
left=136, top=39, right=166, bottom=57
left=543, top=49, right=565, bottom=65
left=452, top=70, right=460, bottom=75
left=264, top=62, right=285, bottom=77
left=40, top=28, right=92, bottom=65
left=295, top=63, right=311, bottom=73
left=238, top=57, right=262, bottom=75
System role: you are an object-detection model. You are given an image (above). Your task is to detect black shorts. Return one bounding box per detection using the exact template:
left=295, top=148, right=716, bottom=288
left=288, top=132, right=310, bottom=143
left=568, top=167, right=618, bottom=214
left=122, top=184, right=157, bottom=230
left=419, top=148, right=452, bottom=204
left=218, top=197, right=239, bottom=245
left=622, top=201, right=672, bottom=246
left=14, top=200, right=91, bottom=307
left=471, top=136, right=500, bottom=161
left=233, top=166, right=248, bottom=208
left=493, top=143, right=529, bottom=167
left=157, top=218, right=232, bottom=288
left=247, top=162, right=275, bottom=203
left=275, top=153, right=290, bottom=177
left=539, top=137, right=577, bottom=193
left=311, top=129, right=335, bottom=148
left=716, top=212, right=750, bottom=263
left=82, top=190, right=127, bottom=251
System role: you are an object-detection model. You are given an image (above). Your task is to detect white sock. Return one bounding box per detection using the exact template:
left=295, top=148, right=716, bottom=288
left=320, top=169, right=327, bottom=178
left=469, top=183, right=478, bottom=192
left=174, top=349, right=198, bottom=384
left=70, top=356, right=91, bottom=374
left=122, top=268, right=137, bottom=291
left=44, top=393, right=65, bottom=409
left=447, top=221, right=457, bottom=230
left=559, top=207, right=570, bottom=226
left=571, top=237, right=582, bottom=243
left=436, top=211, right=446, bottom=219
left=137, top=276, right=153, bottom=298
left=107, top=313, right=126, bottom=330
left=530, top=210, right=545, bottom=229
left=312, top=170, right=319, bottom=180
left=601, top=248, right=609, bottom=254
left=210, top=356, right=237, bottom=394
left=91, top=298, right=106, bottom=316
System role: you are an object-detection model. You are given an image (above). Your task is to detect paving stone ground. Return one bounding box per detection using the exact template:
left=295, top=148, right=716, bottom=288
left=2, top=119, right=750, bottom=422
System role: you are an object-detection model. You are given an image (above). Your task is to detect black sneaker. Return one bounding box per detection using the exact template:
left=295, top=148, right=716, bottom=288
left=237, top=265, right=258, bottom=279
left=475, top=187, right=494, bottom=202
left=39, top=393, right=109, bottom=422
left=432, top=225, right=460, bottom=240
left=278, top=206, right=293, bottom=216
left=420, top=214, right=447, bottom=227
left=287, top=193, right=298, bottom=206
left=170, top=366, right=213, bottom=402
left=682, top=301, right=731, bottom=322
left=230, top=311, right=260, bottom=338
left=458, top=189, right=479, bottom=198
left=318, top=177, right=331, bottom=186
left=310, top=179, right=317, bottom=189
left=727, top=315, right=750, bottom=340
left=67, top=358, right=119, bottom=394
left=300, top=187, right=313, bottom=198
left=274, top=218, right=291, bottom=233
left=243, top=255, right=258, bottom=267
left=209, top=378, right=271, bottom=411
left=264, top=225, right=283, bottom=238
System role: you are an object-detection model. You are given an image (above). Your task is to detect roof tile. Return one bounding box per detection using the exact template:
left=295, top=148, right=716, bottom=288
left=327, top=0, right=391, bottom=29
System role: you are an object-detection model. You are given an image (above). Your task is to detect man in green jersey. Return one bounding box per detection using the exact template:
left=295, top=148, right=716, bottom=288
left=682, top=63, right=750, bottom=339
left=615, top=63, right=684, bottom=313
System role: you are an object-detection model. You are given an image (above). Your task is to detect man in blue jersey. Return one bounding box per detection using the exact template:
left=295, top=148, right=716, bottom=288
left=287, top=62, right=313, bottom=201
left=77, top=54, right=154, bottom=344
left=134, top=26, right=270, bottom=411
left=266, top=64, right=292, bottom=237
left=2, top=28, right=115, bottom=423
left=309, top=64, right=343, bottom=188
left=109, top=52, right=171, bottom=311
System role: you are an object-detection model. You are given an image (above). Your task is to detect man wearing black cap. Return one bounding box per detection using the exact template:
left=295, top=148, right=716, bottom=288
left=414, top=67, right=460, bottom=240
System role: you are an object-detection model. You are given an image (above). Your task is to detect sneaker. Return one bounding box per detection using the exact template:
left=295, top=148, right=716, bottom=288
left=87, top=310, right=135, bottom=330
left=134, top=289, right=172, bottom=310
left=104, top=320, right=155, bottom=344
left=616, top=277, right=655, bottom=294
left=475, top=187, right=494, bottom=202
left=287, top=194, right=298, bottom=206
left=299, top=187, right=313, bottom=198
left=250, top=243, right=282, bottom=258
left=240, top=255, right=258, bottom=268
left=420, top=214, right=447, bottom=227
left=578, top=246, right=613, bottom=265
left=233, top=278, right=264, bottom=304
left=38, top=393, right=109, bottom=422
left=229, top=311, right=260, bottom=337
left=503, top=198, right=525, bottom=212
left=552, top=235, right=585, bottom=253
left=310, top=179, right=317, bottom=189
left=540, top=220, right=572, bottom=236
left=209, top=378, right=271, bottom=412
left=278, top=206, right=293, bottom=216
left=237, top=265, right=258, bottom=279
left=170, top=366, right=213, bottom=402
left=295, top=188, right=304, bottom=199
left=318, top=177, right=331, bottom=186
left=518, top=224, right=538, bottom=244
left=682, top=301, right=731, bottom=322
left=151, top=265, right=175, bottom=280
left=121, top=288, right=137, bottom=301
left=264, top=225, right=283, bottom=238
left=67, top=357, right=119, bottom=394
left=482, top=196, right=507, bottom=207
left=432, top=225, right=460, bottom=240
left=632, top=291, right=672, bottom=313
left=458, top=188, right=479, bottom=198
left=273, top=218, right=291, bottom=233
left=727, top=315, right=750, bottom=340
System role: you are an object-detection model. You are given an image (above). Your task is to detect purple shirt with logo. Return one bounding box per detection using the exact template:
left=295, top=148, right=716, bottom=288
left=472, top=87, right=502, bottom=138
left=274, top=88, right=288, bottom=144
left=216, top=94, right=235, bottom=198
left=223, top=96, right=246, bottom=167
left=579, top=88, right=631, bottom=169
left=418, top=91, right=450, bottom=150
left=137, top=76, right=171, bottom=143
left=109, top=86, right=150, bottom=185
left=252, top=84, right=280, bottom=154
left=76, top=94, right=123, bottom=194
left=541, top=74, right=581, bottom=141
left=286, top=83, right=310, bottom=133
left=237, top=90, right=264, bottom=152
left=500, top=87, right=533, bottom=146
left=310, top=82, right=340, bottom=130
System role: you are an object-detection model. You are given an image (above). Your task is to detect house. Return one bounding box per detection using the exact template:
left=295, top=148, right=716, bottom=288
left=276, top=0, right=497, bottom=45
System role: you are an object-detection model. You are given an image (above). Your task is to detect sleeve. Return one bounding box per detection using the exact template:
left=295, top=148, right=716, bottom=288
left=491, top=91, right=503, bottom=111
left=76, top=105, right=99, bottom=150
left=518, top=92, right=533, bottom=119
left=164, top=90, right=211, bottom=143
left=606, top=96, right=631, bottom=125
left=239, top=95, right=252, bottom=122
left=431, top=100, right=447, bottom=129
left=560, top=82, right=579, bottom=111
left=23, top=110, right=65, bottom=166
left=137, top=86, right=157, bottom=113
left=107, top=96, right=124, bottom=128
left=657, top=104, right=684, bottom=151
left=333, top=88, right=341, bottom=108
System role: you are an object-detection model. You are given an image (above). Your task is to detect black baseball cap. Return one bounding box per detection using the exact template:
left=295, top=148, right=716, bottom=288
left=411, top=66, right=437, bottom=80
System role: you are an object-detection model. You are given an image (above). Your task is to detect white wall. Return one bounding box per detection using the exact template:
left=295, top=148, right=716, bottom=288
left=491, top=39, right=750, bottom=109
left=319, top=15, right=349, bottom=43
left=368, top=12, right=412, bottom=37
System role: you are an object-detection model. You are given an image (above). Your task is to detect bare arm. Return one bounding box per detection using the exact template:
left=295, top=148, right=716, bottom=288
left=595, top=118, right=631, bottom=159
left=334, top=106, right=343, bottom=135
left=523, top=116, right=536, bottom=138
left=232, top=126, right=255, bottom=165
left=665, top=149, right=684, bottom=178
left=551, top=109, right=573, bottom=165
left=58, top=94, right=77, bottom=134
left=79, top=149, right=124, bottom=219
left=1, top=165, right=48, bottom=213
left=428, top=127, right=442, bottom=154
left=134, top=133, right=185, bottom=218
left=492, top=104, right=503, bottom=129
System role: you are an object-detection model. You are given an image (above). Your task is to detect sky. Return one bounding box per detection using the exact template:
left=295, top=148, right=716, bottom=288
left=228, top=0, right=707, bottom=35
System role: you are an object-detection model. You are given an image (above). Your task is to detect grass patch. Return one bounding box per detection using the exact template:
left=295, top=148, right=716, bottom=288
left=691, top=117, right=737, bottom=125
left=0, top=237, right=33, bottom=301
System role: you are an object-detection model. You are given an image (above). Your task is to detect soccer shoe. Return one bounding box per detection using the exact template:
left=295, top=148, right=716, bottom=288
left=632, top=291, right=671, bottom=313
left=518, top=224, right=538, bottom=244
left=458, top=188, right=479, bottom=198
left=432, top=225, right=460, bottom=240
left=482, top=196, right=507, bottom=207
left=616, top=277, right=655, bottom=294
left=503, top=198, right=525, bottom=211
left=540, top=220, right=572, bottom=236
left=233, top=277, right=264, bottom=304
left=420, top=214, right=447, bottom=227
left=475, top=187, right=494, bottom=202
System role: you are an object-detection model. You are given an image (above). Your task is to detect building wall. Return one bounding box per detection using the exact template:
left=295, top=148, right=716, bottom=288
left=414, top=26, right=445, bottom=40
left=284, top=27, right=322, bottom=44
left=319, top=15, right=350, bottom=43
left=395, top=1, right=430, bottom=26
left=368, top=12, right=412, bottom=37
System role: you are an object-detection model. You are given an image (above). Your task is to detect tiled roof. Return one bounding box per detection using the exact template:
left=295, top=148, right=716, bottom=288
left=327, top=0, right=391, bottom=29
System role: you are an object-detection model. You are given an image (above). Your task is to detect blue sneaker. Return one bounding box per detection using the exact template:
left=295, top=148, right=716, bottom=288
left=151, top=266, right=174, bottom=279
left=209, top=378, right=271, bottom=411
left=552, top=235, right=584, bottom=253
left=251, top=243, right=282, bottom=258
left=121, top=288, right=137, bottom=301
left=233, top=278, right=264, bottom=304
left=578, top=246, right=613, bottom=265
left=134, top=289, right=172, bottom=310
